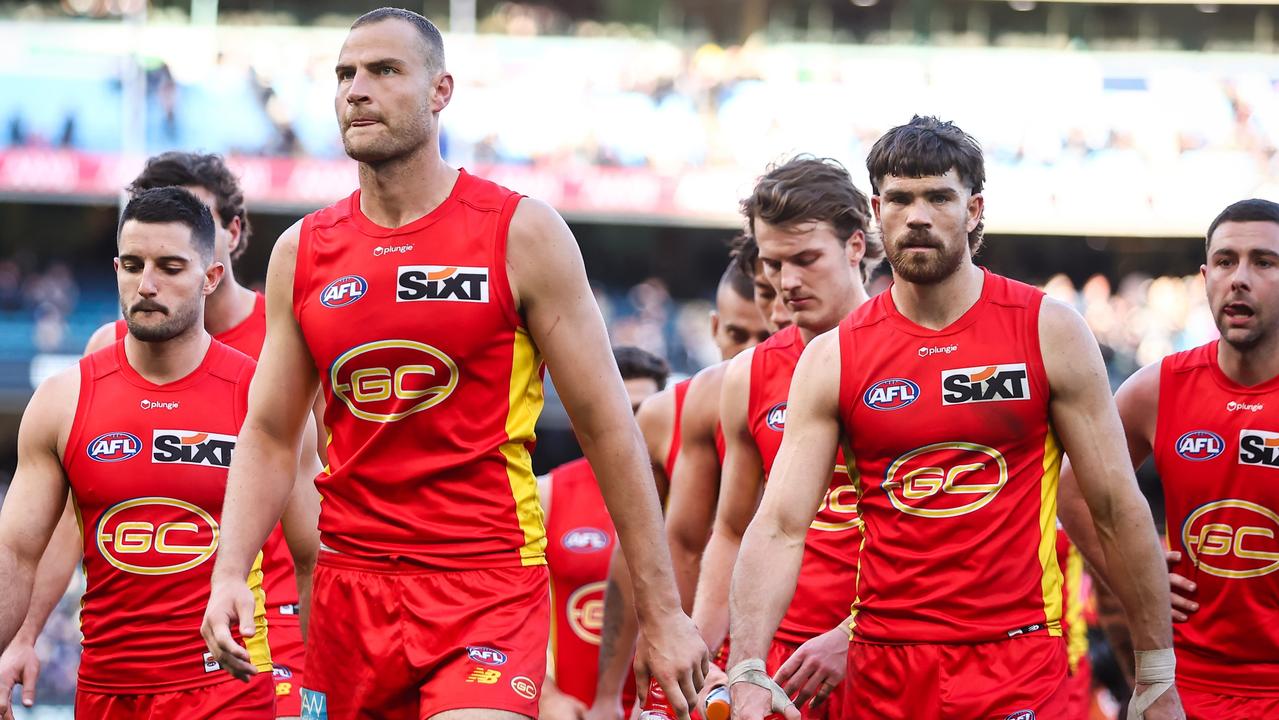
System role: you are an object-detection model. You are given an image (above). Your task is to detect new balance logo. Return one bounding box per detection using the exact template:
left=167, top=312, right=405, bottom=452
left=941, top=364, right=1030, bottom=405
left=397, top=265, right=489, bottom=303
left=467, top=667, right=503, bottom=684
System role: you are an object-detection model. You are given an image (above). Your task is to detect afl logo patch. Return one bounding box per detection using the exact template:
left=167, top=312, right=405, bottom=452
left=765, top=402, right=787, bottom=431
left=1004, top=712, right=1035, bottom=720
left=562, top=527, right=610, bottom=553
left=1175, top=430, right=1225, bottom=461
left=320, top=275, right=367, bottom=308
left=863, top=378, right=920, bottom=411
left=87, top=431, right=142, bottom=463
left=467, top=646, right=509, bottom=666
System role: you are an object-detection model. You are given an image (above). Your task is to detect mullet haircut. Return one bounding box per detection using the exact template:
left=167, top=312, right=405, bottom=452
left=119, top=187, right=217, bottom=263
left=719, top=254, right=756, bottom=302
left=866, top=115, right=987, bottom=253
left=352, top=7, right=446, bottom=71
left=1206, top=198, right=1279, bottom=254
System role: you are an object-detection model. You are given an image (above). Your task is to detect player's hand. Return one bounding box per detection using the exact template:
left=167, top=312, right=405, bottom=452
left=697, top=663, right=728, bottom=714
left=540, top=683, right=589, bottom=720
left=1164, top=551, right=1199, bottom=622
left=200, top=576, right=261, bottom=682
left=635, top=610, right=709, bottom=720
left=773, top=624, right=848, bottom=711
left=1129, top=683, right=1185, bottom=720
left=0, top=640, right=41, bottom=720
left=585, top=695, right=625, bottom=720
left=729, top=681, right=799, bottom=720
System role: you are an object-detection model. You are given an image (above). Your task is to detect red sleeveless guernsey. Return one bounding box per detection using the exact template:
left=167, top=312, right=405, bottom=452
left=749, top=325, right=860, bottom=645
left=838, top=269, right=1063, bottom=643
left=118, top=292, right=299, bottom=619
left=545, top=457, right=636, bottom=707
left=64, top=339, right=271, bottom=693
left=1154, top=341, right=1279, bottom=696
left=665, top=379, right=691, bottom=481
left=293, top=170, right=546, bottom=568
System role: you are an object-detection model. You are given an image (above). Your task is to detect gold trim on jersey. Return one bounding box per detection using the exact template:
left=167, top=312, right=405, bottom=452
left=1064, top=542, right=1088, bottom=672
left=1037, top=428, right=1065, bottom=637
left=502, top=327, right=548, bottom=566
left=246, top=549, right=273, bottom=671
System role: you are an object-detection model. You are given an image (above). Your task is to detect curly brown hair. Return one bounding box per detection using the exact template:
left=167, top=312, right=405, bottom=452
left=127, top=152, right=251, bottom=262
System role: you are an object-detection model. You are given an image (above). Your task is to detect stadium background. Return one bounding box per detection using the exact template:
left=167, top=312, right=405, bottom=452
left=0, top=0, right=1273, bottom=715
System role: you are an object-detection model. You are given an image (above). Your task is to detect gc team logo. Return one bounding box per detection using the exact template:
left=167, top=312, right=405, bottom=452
left=511, top=676, right=539, bottom=701
left=863, top=378, right=920, bottom=411
left=467, top=646, right=509, bottom=666
left=86, top=431, right=142, bottom=463
left=562, top=528, right=610, bottom=553
left=884, top=442, right=1009, bottom=519
left=330, top=340, right=458, bottom=423
left=319, top=275, right=368, bottom=308
left=1175, top=430, right=1225, bottom=462
left=765, top=402, right=787, bottom=431
left=1181, top=499, right=1279, bottom=578
left=95, top=496, right=219, bottom=575
left=567, top=581, right=607, bottom=645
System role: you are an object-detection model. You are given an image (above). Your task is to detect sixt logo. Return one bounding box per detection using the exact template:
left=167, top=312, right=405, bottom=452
left=397, top=265, right=489, bottom=303
left=563, top=528, right=610, bottom=553
left=863, top=378, right=920, bottom=411
left=1228, top=401, right=1264, bottom=412
left=152, top=430, right=236, bottom=468
left=467, top=647, right=509, bottom=666
left=1175, top=430, right=1225, bottom=462
left=941, top=364, right=1029, bottom=405
left=765, top=402, right=787, bottom=431
left=87, top=431, right=142, bottom=463
left=319, top=275, right=368, bottom=308
left=918, top=344, right=959, bottom=358
left=1240, top=429, right=1279, bottom=469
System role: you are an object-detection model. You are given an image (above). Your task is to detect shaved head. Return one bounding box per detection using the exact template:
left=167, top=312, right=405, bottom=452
left=351, top=7, right=446, bottom=71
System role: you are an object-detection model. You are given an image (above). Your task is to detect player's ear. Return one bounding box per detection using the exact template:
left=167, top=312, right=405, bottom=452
left=431, top=71, right=454, bottom=113
left=709, top=310, right=721, bottom=338
left=226, top=216, right=243, bottom=256
left=845, top=230, right=866, bottom=267
left=966, top=193, right=984, bottom=234
left=204, top=261, right=225, bottom=297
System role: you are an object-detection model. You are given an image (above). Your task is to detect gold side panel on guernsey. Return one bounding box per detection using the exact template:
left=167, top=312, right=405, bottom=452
left=502, top=327, right=549, bottom=565
left=1037, top=428, right=1065, bottom=637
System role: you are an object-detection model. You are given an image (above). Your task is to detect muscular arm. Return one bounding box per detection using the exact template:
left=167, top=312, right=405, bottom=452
left=666, top=366, right=725, bottom=611
left=1040, top=300, right=1172, bottom=656
left=6, top=499, right=79, bottom=649
left=204, top=222, right=319, bottom=678
left=727, top=333, right=839, bottom=667
left=692, top=353, right=763, bottom=653
left=508, top=198, right=706, bottom=718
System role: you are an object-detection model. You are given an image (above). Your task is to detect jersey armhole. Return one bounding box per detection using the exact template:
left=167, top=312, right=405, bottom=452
left=1024, top=290, right=1052, bottom=403
left=1150, top=357, right=1173, bottom=472
left=492, top=192, right=525, bottom=329
left=291, top=215, right=315, bottom=323
left=234, top=356, right=256, bottom=429
left=62, top=357, right=95, bottom=473
left=836, top=316, right=857, bottom=436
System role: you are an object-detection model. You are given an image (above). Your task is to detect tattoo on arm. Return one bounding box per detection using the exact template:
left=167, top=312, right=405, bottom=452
left=598, top=578, right=622, bottom=665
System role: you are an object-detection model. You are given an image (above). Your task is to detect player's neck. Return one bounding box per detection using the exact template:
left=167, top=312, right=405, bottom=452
left=357, top=144, right=459, bottom=229
left=204, top=273, right=256, bottom=337
left=890, top=261, right=984, bottom=331
left=1217, top=333, right=1279, bottom=388
left=799, top=282, right=871, bottom=345
left=123, top=326, right=212, bottom=385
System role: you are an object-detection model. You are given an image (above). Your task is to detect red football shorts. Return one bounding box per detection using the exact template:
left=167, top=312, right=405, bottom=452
left=74, top=674, right=275, bottom=719
left=765, top=637, right=846, bottom=720
left=1179, top=686, right=1279, bottom=720
left=301, top=553, right=549, bottom=720
left=269, top=616, right=305, bottom=717
left=841, top=635, right=1069, bottom=720
left=1061, top=654, right=1091, bottom=720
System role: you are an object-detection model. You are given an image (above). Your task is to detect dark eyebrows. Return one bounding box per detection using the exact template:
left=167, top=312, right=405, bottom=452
left=119, top=254, right=190, bottom=265
left=337, top=57, right=408, bottom=75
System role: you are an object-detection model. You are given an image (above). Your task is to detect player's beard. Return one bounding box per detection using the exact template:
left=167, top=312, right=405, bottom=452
left=123, top=297, right=201, bottom=343
left=886, top=230, right=965, bottom=285
left=342, top=109, right=432, bottom=166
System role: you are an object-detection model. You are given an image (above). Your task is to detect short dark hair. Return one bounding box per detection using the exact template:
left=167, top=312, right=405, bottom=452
left=128, top=152, right=250, bottom=261
left=1206, top=198, right=1279, bottom=254
left=729, top=233, right=759, bottom=280
left=719, top=254, right=755, bottom=302
left=119, top=187, right=217, bottom=262
left=614, top=346, right=670, bottom=391
left=352, top=7, right=446, bottom=71
left=866, top=115, right=986, bottom=252
left=741, top=156, right=883, bottom=281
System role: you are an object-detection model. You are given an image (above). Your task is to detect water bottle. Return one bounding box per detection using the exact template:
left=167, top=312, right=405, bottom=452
left=704, top=684, right=732, bottom=720
left=639, top=678, right=674, bottom=720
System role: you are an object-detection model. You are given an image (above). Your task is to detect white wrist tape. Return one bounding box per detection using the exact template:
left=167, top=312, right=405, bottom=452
left=1127, top=649, right=1176, bottom=720
left=727, top=658, right=793, bottom=713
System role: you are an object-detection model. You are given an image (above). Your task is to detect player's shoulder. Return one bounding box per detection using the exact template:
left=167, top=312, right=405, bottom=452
left=205, top=338, right=258, bottom=385
left=985, top=269, right=1045, bottom=310
left=455, top=169, right=521, bottom=213
left=689, top=360, right=730, bottom=396
left=304, top=191, right=357, bottom=233
left=23, top=357, right=83, bottom=440
left=84, top=320, right=123, bottom=355
left=637, top=384, right=678, bottom=426
left=1161, top=340, right=1216, bottom=377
